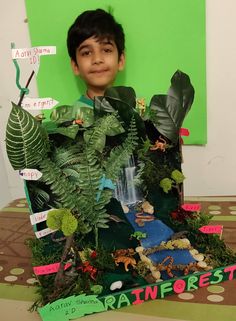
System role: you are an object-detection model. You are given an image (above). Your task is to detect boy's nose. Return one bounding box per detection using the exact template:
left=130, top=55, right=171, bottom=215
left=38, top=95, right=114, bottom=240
left=92, top=51, right=104, bottom=64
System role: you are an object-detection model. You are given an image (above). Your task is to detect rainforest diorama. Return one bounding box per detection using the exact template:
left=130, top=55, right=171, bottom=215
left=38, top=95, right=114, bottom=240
left=5, top=70, right=236, bottom=320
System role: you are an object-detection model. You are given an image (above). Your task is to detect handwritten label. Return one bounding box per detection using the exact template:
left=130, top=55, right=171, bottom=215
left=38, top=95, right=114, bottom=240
left=33, top=262, right=72, bottom=276
left=199, top=225, right=223, bottom=234
left=11, top=46, right=56, bottom=59
left=180, top=128, right=190, bottom=136
left=22, top=97, right=59, bottom=110
left=182, top=203, right=201, bottom=212
left=39, top=294, right=106, bottom=321
left=19, top=169, right=42, bottom=181
left=35, top=227, right=57, bottom=239
left=30, top=209, right=54, bottom=225
left=12, top=46, right=56, bottom=74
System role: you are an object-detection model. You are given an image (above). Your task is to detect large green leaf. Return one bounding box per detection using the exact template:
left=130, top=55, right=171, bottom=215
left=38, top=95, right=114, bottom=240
left=6, top=103, right=48, bottom=170
left=94, top=86, right=146, bottom=140
left=149, top=70, right=195, bottom=143
left=50, top=105, right=94, bottom=127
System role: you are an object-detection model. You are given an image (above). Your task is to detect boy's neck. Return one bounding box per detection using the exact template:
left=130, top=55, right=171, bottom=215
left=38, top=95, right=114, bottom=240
left=86, top=88, right=106, bottom=100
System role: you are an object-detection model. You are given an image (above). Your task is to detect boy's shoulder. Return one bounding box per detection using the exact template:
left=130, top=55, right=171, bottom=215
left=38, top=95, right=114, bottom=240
left=74, top=95, right=93, bottom=108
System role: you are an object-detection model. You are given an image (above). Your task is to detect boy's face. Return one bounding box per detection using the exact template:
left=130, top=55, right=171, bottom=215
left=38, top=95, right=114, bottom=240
left=71, top=36, right=125, bottom=95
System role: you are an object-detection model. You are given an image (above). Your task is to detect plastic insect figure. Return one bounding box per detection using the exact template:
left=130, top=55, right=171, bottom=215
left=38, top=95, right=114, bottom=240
left=156, top=256, right=175, bottom=278
left=73, top=118, right=84, bottom=125
left=150, top=136, right=167, bottom=152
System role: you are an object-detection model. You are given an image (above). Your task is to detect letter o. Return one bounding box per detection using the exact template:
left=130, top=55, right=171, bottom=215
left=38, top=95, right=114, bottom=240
left=173, top=279, right=186, bottom=294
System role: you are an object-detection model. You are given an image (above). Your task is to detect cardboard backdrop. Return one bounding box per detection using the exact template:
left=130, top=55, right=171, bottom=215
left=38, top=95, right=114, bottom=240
left=25, top=0, right=206, bottom=144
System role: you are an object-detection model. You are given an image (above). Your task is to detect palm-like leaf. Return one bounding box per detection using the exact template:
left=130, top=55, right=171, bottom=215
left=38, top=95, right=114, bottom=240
left=149, top=70, right=195, bottom=143
left=6, top=103, right=48, bottom=169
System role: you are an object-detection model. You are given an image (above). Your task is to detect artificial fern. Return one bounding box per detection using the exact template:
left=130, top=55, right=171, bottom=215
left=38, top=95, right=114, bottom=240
left=104, top=117, right=138, bottom=180
left=52, top=144, right=83, bottom=168
left=39, top=158, right=79, bottom=211
left=84, top=113, right=124, bottom=152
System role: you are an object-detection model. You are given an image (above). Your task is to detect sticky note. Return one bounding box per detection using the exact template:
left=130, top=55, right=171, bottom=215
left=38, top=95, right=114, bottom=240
left=199, top=225, right=223, bottom=234
left=33, top=262, right=71, bottom=276
left=180, top=128, right=190, bottom=136
left=182, top=203, right=201, bottom=212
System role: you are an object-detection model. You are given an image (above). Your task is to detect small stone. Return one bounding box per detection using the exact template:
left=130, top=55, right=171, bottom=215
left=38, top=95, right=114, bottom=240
left=122, top=205, right=130, bottom=213
left=197, top=261, right=207, bottom=268
left=193, top=254, right=204, bottom=262
left=110, top=281, right=123, bottom=291
left=190, top=249, right=199, bottom=256
left=135, top=246, right=144, bottom=253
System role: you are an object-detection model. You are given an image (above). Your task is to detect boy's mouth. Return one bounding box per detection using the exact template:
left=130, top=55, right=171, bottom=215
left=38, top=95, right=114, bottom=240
left=90, top=69, right=109, bottom=74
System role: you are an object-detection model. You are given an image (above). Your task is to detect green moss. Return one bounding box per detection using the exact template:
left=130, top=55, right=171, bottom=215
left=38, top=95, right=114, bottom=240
left=160, top=178, right=173, bottom=193
left=171, top=169, right=185, bottom=184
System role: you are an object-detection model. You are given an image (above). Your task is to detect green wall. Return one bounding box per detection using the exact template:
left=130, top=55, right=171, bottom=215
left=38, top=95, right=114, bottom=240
left=25, top=0, right=206, bottom=144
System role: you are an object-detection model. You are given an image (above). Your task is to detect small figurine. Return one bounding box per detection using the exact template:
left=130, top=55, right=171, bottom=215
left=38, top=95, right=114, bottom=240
left=150, top=136, right=168, bottom=152
left=113, top=248, right=136, bottom=272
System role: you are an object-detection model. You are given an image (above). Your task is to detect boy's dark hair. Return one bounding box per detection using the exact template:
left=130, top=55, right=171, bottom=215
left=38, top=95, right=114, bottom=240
left=67, top=9, right=125, bottom=63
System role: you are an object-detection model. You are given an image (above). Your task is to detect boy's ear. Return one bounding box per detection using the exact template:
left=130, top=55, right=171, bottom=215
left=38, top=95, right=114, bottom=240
left=71, top=59, right=80, bottom=75
left=118, top=52, right=125, bottom=71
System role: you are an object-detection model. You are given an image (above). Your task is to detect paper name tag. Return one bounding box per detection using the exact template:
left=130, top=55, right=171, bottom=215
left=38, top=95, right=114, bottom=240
left=30, top=209, right=54, bottom=225
left=22, top=97, right=59, bottom=110
left=11, top=46, right=56, bottom=59
left=35, top=227, right=57, bottom=239
left=12, top=46, right=56, bottom=74
left=19, top=169, right=42, bottom=181
left=33, top=262, right=71, bottom=276
left=199, top=225, right=223, bottom=234
left=182, top=203, right=201, bottom=211
left=180, top=128, right=190, bottom=136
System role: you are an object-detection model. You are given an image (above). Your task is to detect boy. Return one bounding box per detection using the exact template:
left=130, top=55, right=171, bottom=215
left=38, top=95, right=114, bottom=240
left=67, top=9, right=125, bottom=100
left=65, top=9, right=141, bottom=250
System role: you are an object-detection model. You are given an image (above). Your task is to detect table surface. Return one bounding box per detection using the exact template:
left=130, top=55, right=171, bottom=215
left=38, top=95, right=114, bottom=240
left=1, top=196, right=236, bottom=321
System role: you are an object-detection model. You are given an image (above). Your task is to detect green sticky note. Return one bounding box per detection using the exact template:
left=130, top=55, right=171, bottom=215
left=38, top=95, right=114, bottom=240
left=38, top=294, right=106, bottom=321
left=25, top=0, right=206, bottom=144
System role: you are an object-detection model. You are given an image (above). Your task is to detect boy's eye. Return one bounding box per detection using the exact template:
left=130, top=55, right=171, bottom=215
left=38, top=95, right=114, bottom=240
left=103, top=47, right=113, bottom=53
left=81, top=50, right=91, bottom=56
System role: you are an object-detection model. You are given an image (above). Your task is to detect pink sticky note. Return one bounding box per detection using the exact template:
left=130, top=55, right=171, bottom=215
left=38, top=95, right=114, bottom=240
left=33, top=262, right=71, bottom=276
left=199, top=225, right=223, bottom=234
left=180, top=128, right=190, bottom=136
left=182, top=203, right=201, bottom=212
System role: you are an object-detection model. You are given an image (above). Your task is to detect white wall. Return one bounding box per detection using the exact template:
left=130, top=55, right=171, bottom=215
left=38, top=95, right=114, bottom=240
left=182, top=0, right=236, bottom=196
left=0, top=0, right=235, bottom=207
left=0, top=0, right=38, bottom=207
